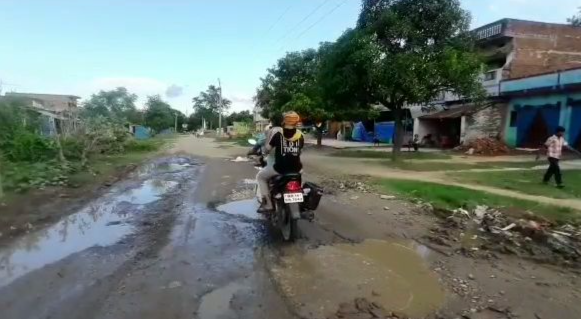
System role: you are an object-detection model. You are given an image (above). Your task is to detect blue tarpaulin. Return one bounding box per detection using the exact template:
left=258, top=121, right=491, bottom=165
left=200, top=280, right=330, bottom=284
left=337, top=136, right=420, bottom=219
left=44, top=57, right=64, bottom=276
left=374, top=122, right=395, bottom=143
left=134, top=126, right=151, bottom=140
left=351, top=122, right=369, bottom=142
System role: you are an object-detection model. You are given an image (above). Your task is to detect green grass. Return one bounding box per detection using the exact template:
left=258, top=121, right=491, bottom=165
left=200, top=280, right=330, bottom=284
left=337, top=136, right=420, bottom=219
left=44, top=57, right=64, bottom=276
left=2, top=138, right=165, bottom=195
left=332, top=150, right=452, bottom=160
left=375, top=178, right=579, bottom=223
left=451, top=170, right=581, bottom=200
left=382, top=160, right=538, bottom=172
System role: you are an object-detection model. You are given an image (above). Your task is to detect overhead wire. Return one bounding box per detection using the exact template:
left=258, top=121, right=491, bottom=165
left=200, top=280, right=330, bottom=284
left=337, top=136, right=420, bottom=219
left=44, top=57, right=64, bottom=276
left=264, top=3, right=294, bottom=36
left=275, top=0, right=332, bottom=44
left=294, top=0, right=349, bottom=40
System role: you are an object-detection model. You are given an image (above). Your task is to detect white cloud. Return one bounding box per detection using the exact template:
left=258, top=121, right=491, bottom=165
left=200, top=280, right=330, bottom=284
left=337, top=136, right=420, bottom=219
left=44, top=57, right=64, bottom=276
left=165, top=84, right=184, bottom=98
left=226, top=93, right=254, bottom=113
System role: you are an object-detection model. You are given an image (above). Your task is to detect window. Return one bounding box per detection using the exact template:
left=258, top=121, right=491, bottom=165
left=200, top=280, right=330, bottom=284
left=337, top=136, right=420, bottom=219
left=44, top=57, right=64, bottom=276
left=484, top=70, right=497, bottom=81
left=509, top=111, right=518, bottom=127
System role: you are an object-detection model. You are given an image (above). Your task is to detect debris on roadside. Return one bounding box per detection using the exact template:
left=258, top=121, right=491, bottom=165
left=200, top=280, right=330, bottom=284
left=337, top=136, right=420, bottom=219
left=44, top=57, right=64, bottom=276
left=380, top=195, right=397, bottom=200
left=457, top=138, right=510, bottom=156
left=327, top=298, right=409, bottom=319
left=426, top=205, right=581, bottom=266
left=318, top=176, right=372, bottom=194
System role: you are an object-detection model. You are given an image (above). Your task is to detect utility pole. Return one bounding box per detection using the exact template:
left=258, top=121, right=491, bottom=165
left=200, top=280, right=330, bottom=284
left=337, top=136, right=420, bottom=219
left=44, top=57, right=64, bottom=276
left=218, top=78, right=223, bottom=136
left=174, top=112, right=178, bottom=133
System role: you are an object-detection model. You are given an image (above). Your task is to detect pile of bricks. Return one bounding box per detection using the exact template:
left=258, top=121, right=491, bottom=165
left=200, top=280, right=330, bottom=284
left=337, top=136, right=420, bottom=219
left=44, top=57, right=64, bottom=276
left=462, top=138, right=510, bottom=156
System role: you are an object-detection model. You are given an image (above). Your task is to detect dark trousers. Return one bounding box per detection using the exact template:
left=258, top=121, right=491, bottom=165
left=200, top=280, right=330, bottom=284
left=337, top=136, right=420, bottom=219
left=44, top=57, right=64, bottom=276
left=543, top=157, right=562, bottom=186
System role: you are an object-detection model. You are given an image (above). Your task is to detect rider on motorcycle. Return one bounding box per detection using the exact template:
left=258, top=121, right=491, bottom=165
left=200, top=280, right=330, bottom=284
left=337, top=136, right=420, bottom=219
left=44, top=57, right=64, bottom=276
left=257, top=111, right=304, bottom=213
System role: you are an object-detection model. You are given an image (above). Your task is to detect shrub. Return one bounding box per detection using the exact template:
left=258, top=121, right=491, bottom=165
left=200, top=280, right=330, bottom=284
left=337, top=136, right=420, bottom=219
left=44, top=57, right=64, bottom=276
left=124, top=139, right=161, bottom=152
left=2, top=131, right=57, bottom=162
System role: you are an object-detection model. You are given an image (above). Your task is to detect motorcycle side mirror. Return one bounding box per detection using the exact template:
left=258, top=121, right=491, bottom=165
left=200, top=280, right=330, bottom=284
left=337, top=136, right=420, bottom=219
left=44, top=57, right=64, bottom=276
left=248, top=138, right=257, bottom=145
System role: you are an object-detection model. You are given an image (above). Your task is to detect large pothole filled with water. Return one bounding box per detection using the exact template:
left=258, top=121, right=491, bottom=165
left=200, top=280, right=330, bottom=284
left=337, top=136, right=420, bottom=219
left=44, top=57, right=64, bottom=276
left=269, top=239, right=445, bottom=318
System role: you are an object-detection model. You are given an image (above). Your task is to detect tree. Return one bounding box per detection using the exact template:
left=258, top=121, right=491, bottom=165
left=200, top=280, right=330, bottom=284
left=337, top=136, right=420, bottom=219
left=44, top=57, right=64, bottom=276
left=82, top=87, right=142, bottom=124
left=144, top=95, right=175, bottom=133
left=353, top=0, right=484, bottom=157
left=226, top=110, right=253, bottom=125
left=255, top=49, right=330, bottom=146
left=569, top=7, right=581, bottom=26
left=192, top=85, right=231, bottom=130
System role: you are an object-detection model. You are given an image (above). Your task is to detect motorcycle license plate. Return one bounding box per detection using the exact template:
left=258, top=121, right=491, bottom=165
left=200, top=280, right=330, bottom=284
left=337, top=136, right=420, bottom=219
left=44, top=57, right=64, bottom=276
left=283, top=193, right=304, bottom=203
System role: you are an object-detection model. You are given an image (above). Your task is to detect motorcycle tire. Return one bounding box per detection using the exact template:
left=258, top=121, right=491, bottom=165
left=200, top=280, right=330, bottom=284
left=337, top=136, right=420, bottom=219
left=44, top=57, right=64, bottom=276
left=283, top=203, right=300, bottom=242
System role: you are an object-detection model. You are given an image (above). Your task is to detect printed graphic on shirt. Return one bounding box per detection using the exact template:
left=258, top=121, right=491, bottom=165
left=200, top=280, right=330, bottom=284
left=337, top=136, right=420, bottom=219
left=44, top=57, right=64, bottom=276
left=281, top=138, right=300, bottom=155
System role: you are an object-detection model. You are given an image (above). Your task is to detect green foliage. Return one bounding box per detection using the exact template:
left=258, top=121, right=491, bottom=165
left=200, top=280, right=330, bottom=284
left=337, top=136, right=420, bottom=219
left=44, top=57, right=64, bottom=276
left=225, top=110, right=253, bottom=125
left=3, top=131, right=57, bottom=162
left=124, top=139, right=162, bottom=152
left=81, top=87, right=142, bottom=124
left=569, top=7, right=581, bottom=26
left=2, top=160, right=74, bottom=193
left=144, top=95, right=179, bottom=133
left=191, top=85, right=231, bottom=130
left=375, top=179, right=577, bottom=223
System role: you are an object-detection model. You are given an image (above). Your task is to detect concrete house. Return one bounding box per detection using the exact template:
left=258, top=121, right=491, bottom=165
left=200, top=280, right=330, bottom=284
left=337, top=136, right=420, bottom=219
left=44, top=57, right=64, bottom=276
left=413, top=19, right=581, bottom=148
left=3, top=92, right=81, bottom=136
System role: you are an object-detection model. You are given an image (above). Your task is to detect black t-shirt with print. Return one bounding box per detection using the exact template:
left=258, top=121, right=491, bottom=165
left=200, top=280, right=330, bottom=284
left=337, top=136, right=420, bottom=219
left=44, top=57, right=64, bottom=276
left=269, top=128, right=304, bottom=174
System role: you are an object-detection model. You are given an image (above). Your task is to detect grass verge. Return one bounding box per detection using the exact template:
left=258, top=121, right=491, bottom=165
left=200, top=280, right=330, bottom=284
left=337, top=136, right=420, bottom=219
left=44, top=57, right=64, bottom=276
left=332, top=150, right=452, bottom=160
left=375, top=178, right=579, bottom=223
left=382, top=160, right=538, bottom=172
left=450, top=170, right=581, bottom=200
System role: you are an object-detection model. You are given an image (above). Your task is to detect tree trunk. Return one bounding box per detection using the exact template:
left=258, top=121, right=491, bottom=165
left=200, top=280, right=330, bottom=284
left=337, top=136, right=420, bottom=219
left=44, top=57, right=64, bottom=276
left=316, top=131, right=322, bottom=147
left=54, top=133, right=67, bottom=163
left=392, top=106, right=405, bottom=160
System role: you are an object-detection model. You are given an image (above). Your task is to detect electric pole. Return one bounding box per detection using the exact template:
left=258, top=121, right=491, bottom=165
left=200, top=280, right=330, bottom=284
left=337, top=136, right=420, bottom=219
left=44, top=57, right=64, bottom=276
left=218, top=78, right=223, bottom=136
left=174, top=112, right=178, bottom=133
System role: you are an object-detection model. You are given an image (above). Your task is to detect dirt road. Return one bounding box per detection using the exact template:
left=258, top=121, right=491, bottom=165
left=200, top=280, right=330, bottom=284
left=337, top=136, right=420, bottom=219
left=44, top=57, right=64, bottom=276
left=1, top=136, right=580, bottom=319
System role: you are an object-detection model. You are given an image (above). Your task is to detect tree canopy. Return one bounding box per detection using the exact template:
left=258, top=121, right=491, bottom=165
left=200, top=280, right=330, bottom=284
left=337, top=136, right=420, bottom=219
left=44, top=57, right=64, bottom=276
left=82, top=87, right=142, bottom=124
left=192, top=85, right=232, bottom=129
left=144, top=95, right=182, bottom=133
left=569, top=7, right=581, bottom=26
left=255, top=0, right=484, bottom=155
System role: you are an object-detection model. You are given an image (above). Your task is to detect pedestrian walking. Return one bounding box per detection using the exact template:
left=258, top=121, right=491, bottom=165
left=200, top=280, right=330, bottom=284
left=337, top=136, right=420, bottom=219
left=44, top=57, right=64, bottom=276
left=543, top=126, right=569, bottom=188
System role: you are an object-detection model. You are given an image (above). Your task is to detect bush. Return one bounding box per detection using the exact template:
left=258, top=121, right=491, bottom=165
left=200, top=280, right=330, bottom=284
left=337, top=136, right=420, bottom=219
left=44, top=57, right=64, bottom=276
left=2, top=160, right=71, bottom=192
left=1, top=131, right=57, bottom=162
left=61, top=137, right=84, bottom=161
left=124, top=139, right=161, bottom=152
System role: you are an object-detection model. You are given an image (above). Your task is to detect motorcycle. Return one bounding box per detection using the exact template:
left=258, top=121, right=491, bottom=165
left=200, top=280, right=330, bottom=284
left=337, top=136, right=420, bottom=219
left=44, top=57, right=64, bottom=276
left=247, top=138, right=322, bottom=242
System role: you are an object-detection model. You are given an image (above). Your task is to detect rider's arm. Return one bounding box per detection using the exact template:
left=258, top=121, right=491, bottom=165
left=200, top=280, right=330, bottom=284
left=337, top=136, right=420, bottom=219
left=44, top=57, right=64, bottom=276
left=265, top=132, right=280, bottom=154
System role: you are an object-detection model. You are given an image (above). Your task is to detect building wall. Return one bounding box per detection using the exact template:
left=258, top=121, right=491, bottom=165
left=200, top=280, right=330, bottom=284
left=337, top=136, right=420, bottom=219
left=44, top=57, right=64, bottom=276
left=506, top=20, right=581, bottom=79
left=413, top=118, right=441, bottom=139
left=504, top=92, right=581, bottom=147
left=462, top=104, right=508, bottom=143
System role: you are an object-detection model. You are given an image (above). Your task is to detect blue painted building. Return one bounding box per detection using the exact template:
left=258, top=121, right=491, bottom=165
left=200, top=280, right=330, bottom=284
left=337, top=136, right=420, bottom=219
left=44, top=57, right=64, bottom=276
left=501, top=67, right=581, bottom=149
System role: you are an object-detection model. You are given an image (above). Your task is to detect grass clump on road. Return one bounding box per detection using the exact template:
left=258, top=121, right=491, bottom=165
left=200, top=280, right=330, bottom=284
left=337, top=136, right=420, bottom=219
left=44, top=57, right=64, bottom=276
left=375, top=179, right=578, bottom=223
left=450, top=170, right=581, bottom=200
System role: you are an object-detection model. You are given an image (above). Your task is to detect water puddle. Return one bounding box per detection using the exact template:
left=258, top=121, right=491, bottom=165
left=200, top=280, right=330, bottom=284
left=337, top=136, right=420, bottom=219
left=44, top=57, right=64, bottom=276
left=0, top=202, right=132, bottom=287
left=216, top=199, right=261, bottom=220
left=197, top=281, right=245, bottom=319
left=117, top=180, right=178, bottom=205
left=270, top=239, right=445, bottom=318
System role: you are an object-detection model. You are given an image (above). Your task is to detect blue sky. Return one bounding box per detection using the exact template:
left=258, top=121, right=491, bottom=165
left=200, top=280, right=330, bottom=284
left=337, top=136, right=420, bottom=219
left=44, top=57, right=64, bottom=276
left=0, top=0, right=578, bottom=114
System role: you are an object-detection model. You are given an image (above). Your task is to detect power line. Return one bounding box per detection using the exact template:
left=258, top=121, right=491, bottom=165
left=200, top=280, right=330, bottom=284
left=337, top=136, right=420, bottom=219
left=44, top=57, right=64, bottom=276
left=275, top=0, right=332, bottom=44
left=295, top=0, right=349, bottom=40
left=264, top=3, right=294, bottom=36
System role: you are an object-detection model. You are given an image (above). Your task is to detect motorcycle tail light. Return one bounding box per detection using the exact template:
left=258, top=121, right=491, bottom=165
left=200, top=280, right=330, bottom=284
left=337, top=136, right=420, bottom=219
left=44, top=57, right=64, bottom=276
left=285, top=181, right=302, bottom=192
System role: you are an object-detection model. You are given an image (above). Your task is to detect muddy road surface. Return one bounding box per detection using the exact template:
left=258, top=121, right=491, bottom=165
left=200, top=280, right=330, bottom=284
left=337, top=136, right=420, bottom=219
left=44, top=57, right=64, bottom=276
left=2, top=136, right=581, bottom=319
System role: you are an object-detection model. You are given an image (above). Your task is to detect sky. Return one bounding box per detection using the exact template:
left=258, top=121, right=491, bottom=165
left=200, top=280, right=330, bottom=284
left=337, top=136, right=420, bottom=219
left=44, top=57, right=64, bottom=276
left=0, top=0, right=579, bottom=115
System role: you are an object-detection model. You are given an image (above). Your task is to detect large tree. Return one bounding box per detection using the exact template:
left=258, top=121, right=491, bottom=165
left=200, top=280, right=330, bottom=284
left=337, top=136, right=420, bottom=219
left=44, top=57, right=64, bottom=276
left=226, top=110, right=253, bottom=125
left=354, top=0, right=484, bottom=156
left=569, top=7, right=581, bottom=26
left=192, top=85, right=231, bottom=130
left=144, top=95, right=176, bottom=133
left=255, top=49, right=331, bottom=146
left=82, top=87, right=142, bottom=124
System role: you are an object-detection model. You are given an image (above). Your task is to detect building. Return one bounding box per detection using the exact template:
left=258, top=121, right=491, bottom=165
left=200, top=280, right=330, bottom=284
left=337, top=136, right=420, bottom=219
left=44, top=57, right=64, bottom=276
left=2, top=92, right=81, bottom=136
left=413, top=19, right=581, bottom=148
left=501, top=67, right=581, bottom=149
left=253, top=106, right=269, bottom=132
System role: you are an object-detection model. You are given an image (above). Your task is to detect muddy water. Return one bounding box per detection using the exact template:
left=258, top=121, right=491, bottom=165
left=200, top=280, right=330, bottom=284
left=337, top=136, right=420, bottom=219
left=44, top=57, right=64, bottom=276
left=0, top=157, right=196, bottom=288
left=271, top=239, right=445, bottom=318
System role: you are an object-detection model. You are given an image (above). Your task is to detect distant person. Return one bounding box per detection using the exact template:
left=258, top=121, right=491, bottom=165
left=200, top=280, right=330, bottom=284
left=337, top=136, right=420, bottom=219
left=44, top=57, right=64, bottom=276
left=412, top=134, right=420, bottom=152
left=543, top=126, right=569, bottom=189
left=373, top=134, right=380, bottom=147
